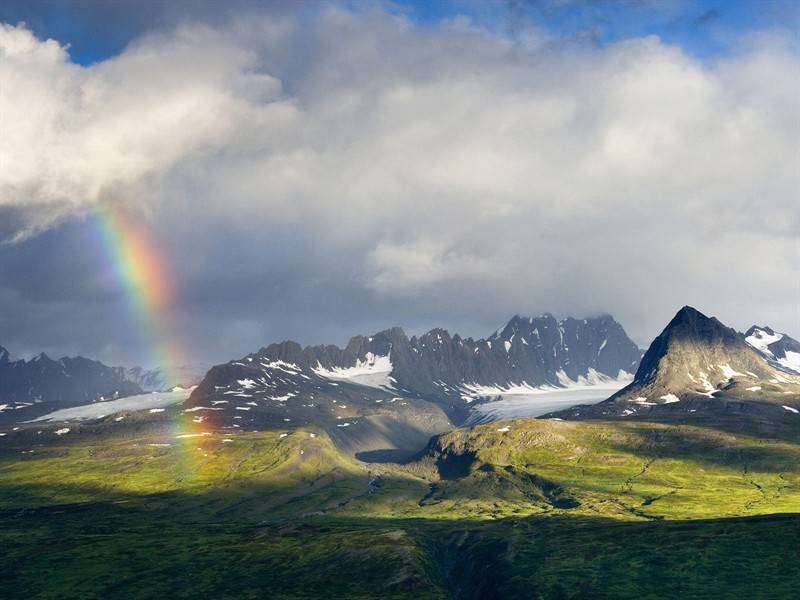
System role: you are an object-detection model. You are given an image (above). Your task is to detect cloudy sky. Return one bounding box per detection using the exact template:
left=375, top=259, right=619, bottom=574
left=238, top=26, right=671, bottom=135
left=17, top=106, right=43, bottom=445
left=0, top=0, right=798, bottom=368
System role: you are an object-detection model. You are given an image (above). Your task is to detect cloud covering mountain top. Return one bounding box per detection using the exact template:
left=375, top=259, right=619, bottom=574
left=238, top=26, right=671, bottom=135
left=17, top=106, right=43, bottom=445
left=0, top=5, right=797, bottom=365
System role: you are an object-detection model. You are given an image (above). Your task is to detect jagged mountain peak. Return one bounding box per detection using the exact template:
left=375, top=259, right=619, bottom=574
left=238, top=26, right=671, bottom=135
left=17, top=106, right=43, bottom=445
left=188, top=312, right=643, bottom=428
left=492, top=313, right=626, bottom=340
left=548, top=306, right=800, bottom=424
left=634, top=306, right=767, bottom=386
left=661, top=306, right=739, bottom=341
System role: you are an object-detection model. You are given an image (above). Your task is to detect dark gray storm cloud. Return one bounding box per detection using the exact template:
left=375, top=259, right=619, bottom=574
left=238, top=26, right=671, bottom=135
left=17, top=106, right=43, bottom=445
left=0, top=4, right=798, bottom=368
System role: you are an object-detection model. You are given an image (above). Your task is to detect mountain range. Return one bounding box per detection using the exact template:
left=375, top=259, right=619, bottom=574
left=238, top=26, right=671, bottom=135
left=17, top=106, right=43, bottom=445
left=0, top=349, right=143, bottom=424
left=549, top=306, right=800, bottom=429
left=174, top=314, right=639, bottom=459
left=3, top=308, right=799, bottom=445
left=0, top=347, right=205, bottom=425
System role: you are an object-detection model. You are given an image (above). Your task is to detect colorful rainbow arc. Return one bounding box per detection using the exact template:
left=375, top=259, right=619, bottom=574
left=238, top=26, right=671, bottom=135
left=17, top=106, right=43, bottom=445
left=95, top=205, right=221, bottom=457
left=94, top=205, right=222, bottom=477
left=94, top=205, right=186, bottom=388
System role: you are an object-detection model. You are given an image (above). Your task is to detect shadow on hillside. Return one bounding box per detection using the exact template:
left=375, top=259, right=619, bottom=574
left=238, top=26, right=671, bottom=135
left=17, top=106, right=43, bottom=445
left=581, top=400, right=800, bottom=445
left=1, top=472, right=799, bottom=600
left=596, top=420, right=800, bottom=473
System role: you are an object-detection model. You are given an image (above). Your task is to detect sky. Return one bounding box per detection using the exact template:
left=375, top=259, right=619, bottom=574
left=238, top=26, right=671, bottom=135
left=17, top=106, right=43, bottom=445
left=0, top=0, right=798, bottom=368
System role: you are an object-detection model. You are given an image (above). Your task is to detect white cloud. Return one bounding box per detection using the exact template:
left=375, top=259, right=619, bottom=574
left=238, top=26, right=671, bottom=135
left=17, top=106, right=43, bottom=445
left=0, top=22, right=287, bottom=239
left=0, top=8, right=798, bottom=345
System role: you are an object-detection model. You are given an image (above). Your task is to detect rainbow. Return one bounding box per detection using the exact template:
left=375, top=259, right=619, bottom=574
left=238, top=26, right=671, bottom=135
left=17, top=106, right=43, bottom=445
left=94, top=205, right=223, bottom=469
left=95, top=205, right=185, bottom=387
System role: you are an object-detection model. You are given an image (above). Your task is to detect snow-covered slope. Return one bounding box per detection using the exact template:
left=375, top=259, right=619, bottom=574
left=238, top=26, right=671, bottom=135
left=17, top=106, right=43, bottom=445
left=30, top=388, right=193, bottom=423
left=745, top=326, right=800, bottom=375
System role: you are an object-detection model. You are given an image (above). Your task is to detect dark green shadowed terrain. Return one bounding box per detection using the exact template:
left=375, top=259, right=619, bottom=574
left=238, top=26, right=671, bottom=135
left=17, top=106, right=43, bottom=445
left=1, top=419, right=799, bottom=599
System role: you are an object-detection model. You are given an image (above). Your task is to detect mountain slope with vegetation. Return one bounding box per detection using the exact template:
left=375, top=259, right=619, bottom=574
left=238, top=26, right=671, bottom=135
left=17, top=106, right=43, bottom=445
left=1, top=415, right=799, bottom=599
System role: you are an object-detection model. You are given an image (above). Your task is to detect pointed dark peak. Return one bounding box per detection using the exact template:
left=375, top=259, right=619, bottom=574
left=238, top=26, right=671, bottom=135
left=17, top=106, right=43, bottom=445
left=630, top=306, right=748, bottom=385
left=665, top=307, right=726, bottom=336
left=669, top=305, right=708, bottom=325
left=492, top=315, right=527, bottom=339
left=661, top=306, right=740, bottom=343
left=0, top=345, right=9, bottom=363
left=344, top=334, right=368, bottom=352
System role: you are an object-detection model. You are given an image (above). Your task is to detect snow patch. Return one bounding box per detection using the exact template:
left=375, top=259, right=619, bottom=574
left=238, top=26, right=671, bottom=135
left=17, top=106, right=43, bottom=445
left=261, top=360, right=302, bottom=374
left=313, top=353, right=394, bottom=390
left=718, top=364, right=744, bottom=379
left=660, top=394, right=680, bottom=404
left=777, top=351, right=800, bottom=375
left=782, top=405, right=799, bottom=414
left=30, top=388, right=193, bottom=422
left=631, top=397, right=656, bottom=406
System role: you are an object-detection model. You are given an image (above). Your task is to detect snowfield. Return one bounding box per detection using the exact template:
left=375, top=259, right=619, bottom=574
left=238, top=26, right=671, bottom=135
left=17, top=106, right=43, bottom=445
left=467, top=380, right=630, bottom=424
left=462, top=369, right=632, bottom=402
left=313, top=353, right=395, bottom=390
left=777, top=351, right=800, bottom=375
left=745, top=328, right=783, bottom=355
left=30, top=388, right=194, bottom=422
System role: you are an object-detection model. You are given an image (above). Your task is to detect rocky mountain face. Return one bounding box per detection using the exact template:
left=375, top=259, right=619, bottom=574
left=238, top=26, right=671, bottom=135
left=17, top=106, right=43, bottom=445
left=184, top=314, right=642, bottom=454
left=0, top=348, right=143, bottom=424
left=549, top=307, right=800, bottom=426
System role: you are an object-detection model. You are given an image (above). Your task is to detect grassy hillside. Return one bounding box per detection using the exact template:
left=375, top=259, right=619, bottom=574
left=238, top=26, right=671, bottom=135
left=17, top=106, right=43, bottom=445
left=1, top=419, right=799, bottom=598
